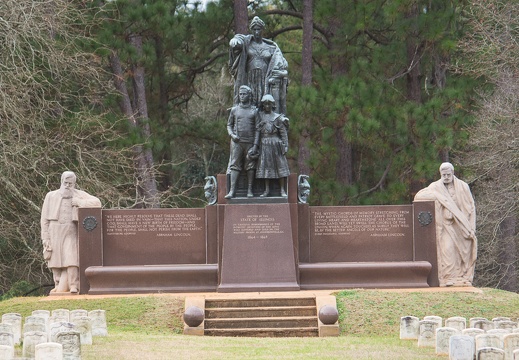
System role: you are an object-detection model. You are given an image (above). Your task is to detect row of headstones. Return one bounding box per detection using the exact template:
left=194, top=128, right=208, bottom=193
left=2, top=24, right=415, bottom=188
left=400, top=315, right=519, bottom=360
left=0, top=309, right=108, bottom=359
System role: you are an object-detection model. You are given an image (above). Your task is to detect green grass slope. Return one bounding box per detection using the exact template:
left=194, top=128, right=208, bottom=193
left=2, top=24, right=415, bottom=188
left=0, top=288, right=517, bottom=359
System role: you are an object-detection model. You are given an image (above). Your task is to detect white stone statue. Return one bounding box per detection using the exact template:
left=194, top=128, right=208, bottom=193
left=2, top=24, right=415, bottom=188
left=41, top=171, right=101, bottom=293
left=414, top=162, right=477, bottom=287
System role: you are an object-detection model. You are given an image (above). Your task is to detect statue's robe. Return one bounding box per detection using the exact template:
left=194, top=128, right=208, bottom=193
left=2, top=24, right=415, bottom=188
left=415, top=176, right=477, bottom=286
left=41, top=189, right=101, bottom=268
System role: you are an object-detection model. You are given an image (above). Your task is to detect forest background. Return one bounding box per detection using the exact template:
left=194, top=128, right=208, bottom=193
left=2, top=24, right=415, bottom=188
left=0, top=0, right=517, bottom=296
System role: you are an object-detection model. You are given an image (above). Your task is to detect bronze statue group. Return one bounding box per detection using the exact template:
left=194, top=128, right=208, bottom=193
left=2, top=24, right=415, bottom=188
left=225, top=17, right=290, bottom=199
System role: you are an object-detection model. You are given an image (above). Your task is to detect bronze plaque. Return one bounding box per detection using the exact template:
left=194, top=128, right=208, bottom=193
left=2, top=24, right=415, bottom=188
left=310, top=205, right=414, bottom=262
left=102, top=209, right=206, bottom=265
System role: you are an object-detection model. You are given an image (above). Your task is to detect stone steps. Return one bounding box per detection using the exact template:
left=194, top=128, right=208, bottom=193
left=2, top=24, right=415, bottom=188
left=203, top=297, right=319, bottom=337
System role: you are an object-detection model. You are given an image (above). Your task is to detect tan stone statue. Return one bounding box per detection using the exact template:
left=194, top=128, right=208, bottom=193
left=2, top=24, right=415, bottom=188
left=41, top=171, right=101, bottom=293
left=414, top=162, right=477, bottom=287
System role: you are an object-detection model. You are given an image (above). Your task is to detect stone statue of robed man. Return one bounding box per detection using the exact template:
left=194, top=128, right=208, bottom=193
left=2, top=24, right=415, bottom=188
left=41, top=171, right=101, bottom=293
left=414, top=162, right=477, bottom=287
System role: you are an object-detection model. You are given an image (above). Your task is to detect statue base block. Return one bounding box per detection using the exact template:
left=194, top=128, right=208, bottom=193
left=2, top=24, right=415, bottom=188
left=218, top=203, right=299, bottom=292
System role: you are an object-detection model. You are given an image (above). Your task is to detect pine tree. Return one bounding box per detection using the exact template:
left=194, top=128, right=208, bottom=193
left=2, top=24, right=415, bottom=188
left=89, top=0, right=234, bottom=207
left=261, top=0, right=477, bottom=205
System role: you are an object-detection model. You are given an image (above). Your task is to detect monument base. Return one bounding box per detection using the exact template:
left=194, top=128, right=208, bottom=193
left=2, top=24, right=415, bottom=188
left=299, top=261, right=432, bottom=289
left=218, top=203, right=299, bottom=292
left=85, top=264, right=218, bottom=294
left=48, top=291, right=79, bottom=297
left=218, top=282, right=300, bottom=293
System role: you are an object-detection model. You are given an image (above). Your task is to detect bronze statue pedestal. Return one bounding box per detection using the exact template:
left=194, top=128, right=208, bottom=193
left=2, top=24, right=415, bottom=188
left=218, top=203, right=299, bottom=292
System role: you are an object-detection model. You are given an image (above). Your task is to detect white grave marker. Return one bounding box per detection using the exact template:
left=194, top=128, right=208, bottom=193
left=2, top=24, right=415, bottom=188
left=476, top=334, right=504, bottom=351
left=424, top=315, right=443, bottom=328
left=0, top=344, right=14, bottom=360
left=400, top=316, right=419, bottom=340
left=49, top=322, right=77, bottom=343
left=51, top=309, right=70, bottom=323
left=1, top=313, right=21, bottom=345
left=446, top=317, right=467, bottom=332
left=35, top=342, right=63, bottom=360
left=497, top=321, right=517, bottom=331
left=70, top=310, right=88, bottom=324
left=56, top=331, right=81, bottom=360
left=22, top=331, right=48, bottom=358
left=73, top=316, right=92, bottom=345
left=477, top=347, right=505, bottom=360
left=418, top=320, right=438, bottom=348
left=474, top=320, right=495, bottom=332
left=470, top=318, right=488, bottom=328
left=436, top=327, right=460, bottom=355
left=89, top=310, right=108, bottom=337
left=504, top=333, right=519, bottom=360
left=449, top=335, right=475, bottom=360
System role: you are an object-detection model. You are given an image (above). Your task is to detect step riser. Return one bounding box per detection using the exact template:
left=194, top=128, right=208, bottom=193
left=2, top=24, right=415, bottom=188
left=205, top=318, right=318, bottom=329
left=206, top=298, right=315, bottom=308
left=206, top=308, right=316, bottom=318
left=205, top=329, right=319, bottom=337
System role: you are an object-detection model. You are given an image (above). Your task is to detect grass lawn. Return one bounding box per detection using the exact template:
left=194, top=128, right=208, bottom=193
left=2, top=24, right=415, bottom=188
left=1, top=288, right=518, bottom=359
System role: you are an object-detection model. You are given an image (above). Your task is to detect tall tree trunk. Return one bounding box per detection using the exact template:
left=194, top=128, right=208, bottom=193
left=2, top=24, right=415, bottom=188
left=405, top=2, right=424, bottom=198
left=433, top=51, right=451, bottom=163
left=301, top=0, right=313, bottom=86
left=154, top=36, right=168, bottom=124
left=234, top=0, right=248, bottom=35
left=128, top=34, right=160, bottom=208
left=328, top=14, right=352, bottom=193
left=498, top=213, right=518, bottom=291
left=109, top=43, right=159, bottom=208
left=298, top=0, right=313, bottom=176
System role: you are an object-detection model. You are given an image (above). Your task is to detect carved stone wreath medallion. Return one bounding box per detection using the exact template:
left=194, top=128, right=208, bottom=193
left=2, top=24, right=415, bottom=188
left=417, top=211, right=433, bottom=227
left=82, top=216, right=98, bottom=232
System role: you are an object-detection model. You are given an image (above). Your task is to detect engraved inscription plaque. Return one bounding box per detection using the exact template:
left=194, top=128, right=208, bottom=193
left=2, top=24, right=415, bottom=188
left=310, top=205, right=414, bottom=262
left=219, top=203, right=299, bottom=292
left=102, top=209, right=206, bottom=266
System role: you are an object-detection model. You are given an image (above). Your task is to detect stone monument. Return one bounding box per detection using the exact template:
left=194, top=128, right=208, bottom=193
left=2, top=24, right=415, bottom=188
left=414, top=162, right=477, bottom=287
left=219, top=16, right=296, bottom=291
left=41, top=171, right=102, bottom=294
left=76, top=14, right=440, bottom=295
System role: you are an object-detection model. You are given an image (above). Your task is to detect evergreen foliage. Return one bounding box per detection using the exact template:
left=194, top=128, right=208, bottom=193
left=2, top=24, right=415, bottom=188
left=265, top=0, right=478, bottom=205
